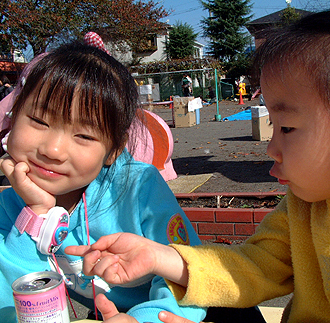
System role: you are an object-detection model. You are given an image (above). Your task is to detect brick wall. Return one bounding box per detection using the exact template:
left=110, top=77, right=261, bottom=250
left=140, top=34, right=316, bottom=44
left=183, top=207, right=274, bottom=243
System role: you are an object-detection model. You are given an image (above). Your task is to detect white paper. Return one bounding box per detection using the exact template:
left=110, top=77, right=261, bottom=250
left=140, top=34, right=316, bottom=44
left=188, top=97, right=203, bottom=112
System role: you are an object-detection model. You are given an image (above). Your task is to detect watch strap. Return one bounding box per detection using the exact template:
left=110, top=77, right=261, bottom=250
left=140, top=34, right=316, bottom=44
left=15, top=207, right=44, bottom=237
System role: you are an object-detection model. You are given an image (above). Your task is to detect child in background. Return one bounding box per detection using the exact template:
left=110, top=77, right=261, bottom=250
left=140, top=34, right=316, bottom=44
left=66, top=11, right=330, bottom=322
left=0, top=40, right=206, bottom=323
left=0, top=73, right=13, bottom=101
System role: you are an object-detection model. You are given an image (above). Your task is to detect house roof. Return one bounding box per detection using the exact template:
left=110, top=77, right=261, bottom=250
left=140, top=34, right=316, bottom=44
left=246, top=8, right=312, bottom=35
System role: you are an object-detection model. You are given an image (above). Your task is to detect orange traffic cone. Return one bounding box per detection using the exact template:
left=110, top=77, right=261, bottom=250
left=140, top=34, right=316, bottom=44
left=238, top=91, right=244, bottom=105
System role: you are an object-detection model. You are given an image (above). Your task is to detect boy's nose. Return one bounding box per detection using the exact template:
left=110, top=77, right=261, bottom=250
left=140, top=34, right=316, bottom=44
left=38, top=133, right=69, bottom=161
left=266, top=136, right=282, bottom=163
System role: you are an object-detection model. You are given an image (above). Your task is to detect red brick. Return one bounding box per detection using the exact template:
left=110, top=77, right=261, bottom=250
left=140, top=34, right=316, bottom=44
left=235, top=223, right=259, bottom=235
left=183, top=208, right=215, bottom=222
left=215, top=208, right=253, bottom=223
left=199, top=235, right=216, bottom=241
left=253, top=208, right=274, bottom=223
left=198, top=223, right=234, bottom=235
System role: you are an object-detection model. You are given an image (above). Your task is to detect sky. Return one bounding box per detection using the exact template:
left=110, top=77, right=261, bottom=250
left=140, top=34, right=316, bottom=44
left=160, top=0, right=330, bottom=45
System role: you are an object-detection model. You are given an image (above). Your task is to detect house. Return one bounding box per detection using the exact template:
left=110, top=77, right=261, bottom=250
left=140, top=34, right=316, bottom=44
left=246, top=8, right=312, bottom=48
left=102, top=27, right=204, bottom=65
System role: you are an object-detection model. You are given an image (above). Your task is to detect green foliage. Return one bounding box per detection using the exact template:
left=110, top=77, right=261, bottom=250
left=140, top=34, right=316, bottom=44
left=0, top=0, right=169, bottom=57
left=279, top=6, right=301, bottom=26
left=201, top=0, right=252, bottom=70
left=165, top=21, right=198, bottom=59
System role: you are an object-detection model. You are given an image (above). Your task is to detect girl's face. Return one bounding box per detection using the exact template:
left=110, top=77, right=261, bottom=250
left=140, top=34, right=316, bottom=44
left=261, top=66, right=330, bottom=202
left=7, top=91, right=113, bottom=206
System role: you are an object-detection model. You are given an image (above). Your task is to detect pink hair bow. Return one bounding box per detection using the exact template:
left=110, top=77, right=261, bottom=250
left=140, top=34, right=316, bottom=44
left=84, top=32, right=111, bottom=55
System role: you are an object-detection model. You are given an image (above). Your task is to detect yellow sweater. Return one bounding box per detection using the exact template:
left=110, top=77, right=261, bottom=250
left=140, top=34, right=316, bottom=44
left=167, top=189, right=330, bottom=322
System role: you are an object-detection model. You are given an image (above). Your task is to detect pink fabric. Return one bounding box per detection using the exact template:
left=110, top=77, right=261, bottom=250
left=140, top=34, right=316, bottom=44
left=15, top=207, right=44, bottom=237
left=0, top=53, right=48, bottom=131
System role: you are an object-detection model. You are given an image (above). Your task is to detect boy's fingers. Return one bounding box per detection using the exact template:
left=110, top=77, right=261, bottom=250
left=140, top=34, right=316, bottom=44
left=92, top=233, right=122, bottom=250
left=64, top=245, right=94, bottom=256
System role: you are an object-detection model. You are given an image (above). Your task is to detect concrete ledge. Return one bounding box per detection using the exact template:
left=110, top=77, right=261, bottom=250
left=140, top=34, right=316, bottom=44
left=259, top=307, right=284, bottom=323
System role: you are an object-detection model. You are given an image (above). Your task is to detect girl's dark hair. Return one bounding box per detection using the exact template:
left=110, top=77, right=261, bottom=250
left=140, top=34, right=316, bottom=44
left=252, top=10, right=330, bottom=106
left=12, top=41, right=140, bottom=158
left=8, top=41, right=143, bottom=207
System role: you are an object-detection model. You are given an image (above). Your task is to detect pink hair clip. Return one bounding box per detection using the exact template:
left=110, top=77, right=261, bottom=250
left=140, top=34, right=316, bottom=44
left=84, top=32, right=111, bottom=55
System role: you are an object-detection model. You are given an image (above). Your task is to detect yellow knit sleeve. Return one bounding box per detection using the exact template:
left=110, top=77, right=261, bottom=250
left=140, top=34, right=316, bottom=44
left=165, top=196, right=294, bottom=308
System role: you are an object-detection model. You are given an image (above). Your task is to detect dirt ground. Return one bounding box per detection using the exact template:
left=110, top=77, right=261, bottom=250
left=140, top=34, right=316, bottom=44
left=152, top=98, right=286, bottom=195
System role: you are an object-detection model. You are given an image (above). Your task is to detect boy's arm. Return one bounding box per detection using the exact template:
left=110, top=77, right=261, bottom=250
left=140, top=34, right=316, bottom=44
left=65, top=232, right=189, bottom=286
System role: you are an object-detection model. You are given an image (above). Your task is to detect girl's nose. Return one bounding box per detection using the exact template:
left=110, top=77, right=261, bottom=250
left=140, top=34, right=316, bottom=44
left=38, top=132, right=69, bottom=161
left=266, top=135, right=282, bottom=163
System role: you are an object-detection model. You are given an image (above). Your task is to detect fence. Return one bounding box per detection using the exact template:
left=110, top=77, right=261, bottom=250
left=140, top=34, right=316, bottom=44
left=133, top=68, right=233, bottom=103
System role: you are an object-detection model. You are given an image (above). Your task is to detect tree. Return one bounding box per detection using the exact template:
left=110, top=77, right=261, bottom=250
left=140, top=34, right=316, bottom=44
left=201, top=0, right=252, bottom=65
left=279, top=5, right=301, bottom=26
left=165, top=22, right=198, bottom=60
left=0, top=0, right=169, bottom=58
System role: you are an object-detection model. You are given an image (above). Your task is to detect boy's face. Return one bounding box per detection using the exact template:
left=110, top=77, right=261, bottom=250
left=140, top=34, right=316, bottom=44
left=261, top=66, right=330, bottom=202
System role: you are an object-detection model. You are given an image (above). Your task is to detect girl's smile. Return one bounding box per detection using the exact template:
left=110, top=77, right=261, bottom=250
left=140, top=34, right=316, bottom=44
left=29, top=160, right=65, bottom=179
left=6, top=95, right=113, bottom=210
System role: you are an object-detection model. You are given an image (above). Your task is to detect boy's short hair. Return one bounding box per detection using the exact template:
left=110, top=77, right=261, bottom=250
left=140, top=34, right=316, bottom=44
left=252, top=10, right=330, bottom=106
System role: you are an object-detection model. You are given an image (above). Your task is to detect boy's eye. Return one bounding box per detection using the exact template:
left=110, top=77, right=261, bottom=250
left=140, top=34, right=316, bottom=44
left=281, top=127, right=294, bottom=134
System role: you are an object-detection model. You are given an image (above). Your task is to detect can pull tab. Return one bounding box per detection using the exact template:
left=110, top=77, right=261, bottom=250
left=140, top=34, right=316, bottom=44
left=15, top=206, right=70, bottom=255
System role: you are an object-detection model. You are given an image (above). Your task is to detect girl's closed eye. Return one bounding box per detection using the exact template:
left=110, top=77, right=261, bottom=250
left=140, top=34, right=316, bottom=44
left=29, top=115, right=49, bottom=128
left=76, top=133, right=96, bottom=141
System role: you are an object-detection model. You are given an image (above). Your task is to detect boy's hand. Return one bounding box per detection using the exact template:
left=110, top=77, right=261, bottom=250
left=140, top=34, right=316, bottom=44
left=0, top=157, right=55, bottom=214
left=65, top=232, right=188, bottom=287
left=65, top=233, right=158, bottom=285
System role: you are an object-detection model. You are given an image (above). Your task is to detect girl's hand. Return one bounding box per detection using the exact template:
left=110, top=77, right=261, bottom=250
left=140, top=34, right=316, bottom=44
left=159, top=311, right=198, bottom=323
left=96, top=294, right=196, bottom=323
left=96, top=294, right=138, bottom=323
left=65, top=233, right=188, bottom=286
left=0, top=157, right=55, bottom=214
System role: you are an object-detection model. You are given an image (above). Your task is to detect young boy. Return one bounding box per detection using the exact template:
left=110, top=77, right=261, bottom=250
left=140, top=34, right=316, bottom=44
left=66, top=10, right=330, bottom=322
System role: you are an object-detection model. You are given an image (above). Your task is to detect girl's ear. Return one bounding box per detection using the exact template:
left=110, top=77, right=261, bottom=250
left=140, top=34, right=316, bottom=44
left=104, top=152, right=117, bottom=166
left=104, top=134, right=129, bottom=166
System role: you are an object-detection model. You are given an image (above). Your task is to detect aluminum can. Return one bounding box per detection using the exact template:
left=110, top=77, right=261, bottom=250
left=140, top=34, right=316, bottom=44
left=12, top=271, right=70, bottom=323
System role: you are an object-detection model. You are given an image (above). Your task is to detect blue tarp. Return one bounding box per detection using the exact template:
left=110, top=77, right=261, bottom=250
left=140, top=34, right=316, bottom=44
left=223, top=108, right=251, bottom=121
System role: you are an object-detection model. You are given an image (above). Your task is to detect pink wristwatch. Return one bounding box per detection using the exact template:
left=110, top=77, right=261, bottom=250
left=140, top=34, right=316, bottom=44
left=15, top=206, right=69, bottom=255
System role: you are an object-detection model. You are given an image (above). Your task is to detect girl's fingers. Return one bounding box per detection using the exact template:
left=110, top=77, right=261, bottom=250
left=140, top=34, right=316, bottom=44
left=159, top=311, right=196, bottom=323
left=95, top=294, right=119, bottom=320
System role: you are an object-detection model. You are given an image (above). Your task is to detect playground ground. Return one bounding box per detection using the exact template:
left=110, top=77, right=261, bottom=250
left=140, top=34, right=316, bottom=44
left=153, top=97, right=284, bottom=194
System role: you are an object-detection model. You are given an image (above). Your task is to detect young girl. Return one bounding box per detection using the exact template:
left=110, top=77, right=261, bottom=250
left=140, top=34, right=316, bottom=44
left=67, top=10, right=330, bottom=323
left=0, top=41, right=206, bottom=323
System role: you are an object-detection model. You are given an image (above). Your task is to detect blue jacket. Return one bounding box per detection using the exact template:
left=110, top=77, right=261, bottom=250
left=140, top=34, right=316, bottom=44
left=0, top=150, right=206, bottom=322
